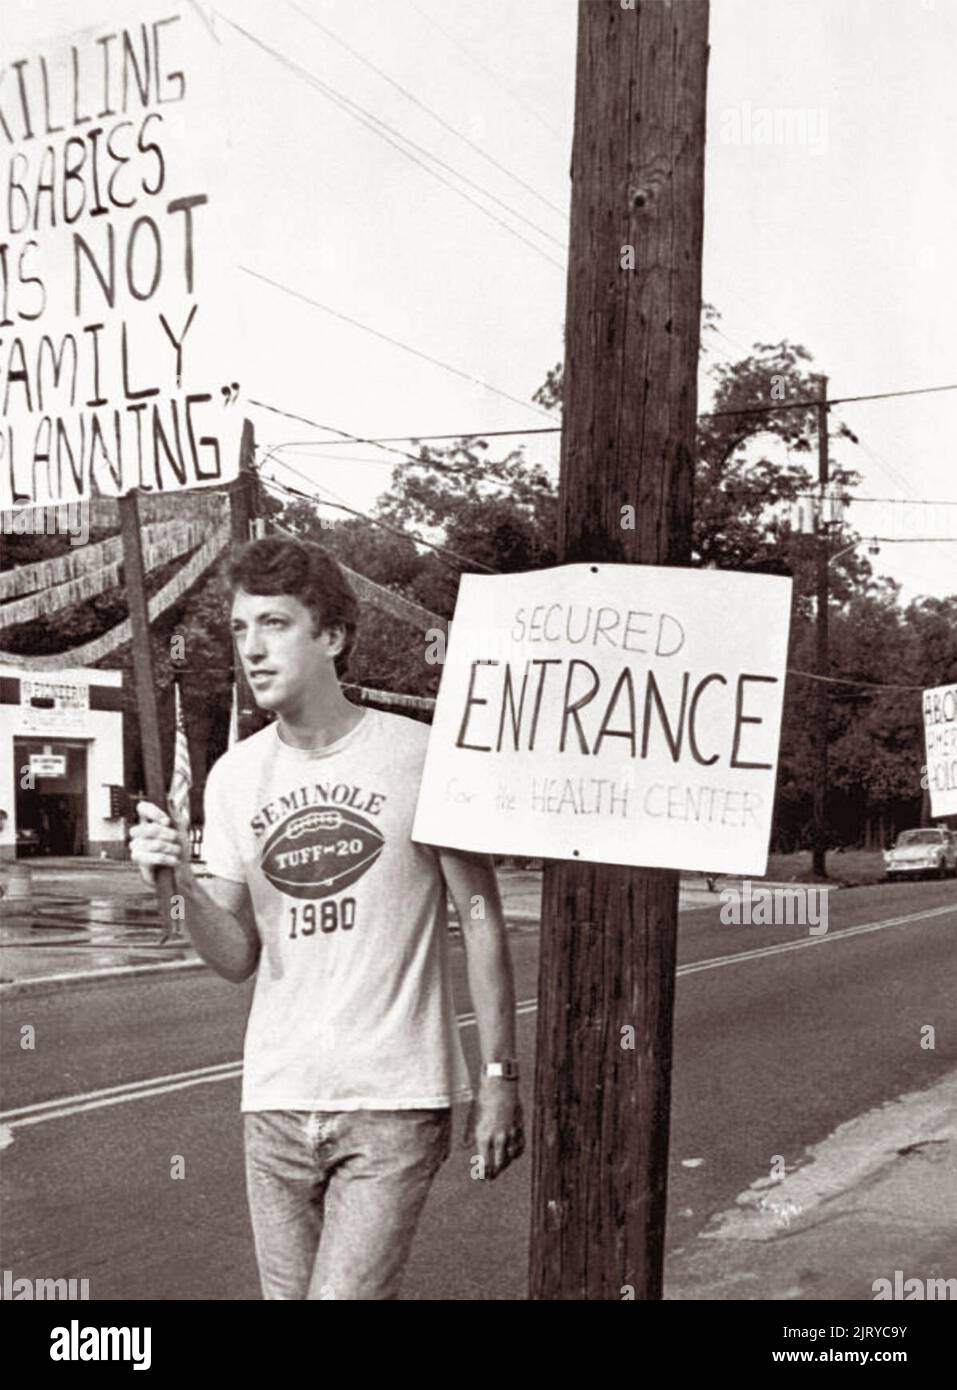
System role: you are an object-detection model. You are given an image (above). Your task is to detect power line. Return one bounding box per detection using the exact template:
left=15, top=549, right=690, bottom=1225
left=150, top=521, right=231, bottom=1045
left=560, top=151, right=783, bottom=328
left=408, top=0, right=565, bottom=143
left=248, top=405, right=957, bottom=526
left=258, top=465, right=497, bottom=573
left=706, top=324, right=755, bottom=359
left=283, top=0, right=567, bottom=220
left=705, top=381, right=957, bottom=420
left=248, top=405, right=957, bottom=515
left=221, top=15, right=565, bottom=270
left=846, top=495, right=957, bottom=507
left=257, top=432, right=957, bottom=514
left=259, top=443, right=957, bottom=511
left=249, top=411, right=464, bottom=474
left=260, top=472, right=468, bottom=570
left=247, top=410, right=957, bottom=487
left=249, top=381, right=957, bottom=451
left=256, top=419, right=562, bottom=446
left=854, top=436, right=917, bottom=500
left=266, top=450, right=957, bottom=561
left=241, top=271, right=555, bottom=421
left=260, top=468, right=949, bottom=691
left=259, top=472, right=944, bottom=693
left=835, top=383, right=957, bottom=407
left=263, top=448, right=440, bottom=466
left=789, top=669, right=925, bottom=693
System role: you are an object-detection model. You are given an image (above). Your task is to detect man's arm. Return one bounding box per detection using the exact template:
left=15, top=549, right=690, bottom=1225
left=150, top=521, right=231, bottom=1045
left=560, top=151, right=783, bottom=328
left=130, top=801, right=261, bottom=984
left=438, top=847, right=524, bottom=1179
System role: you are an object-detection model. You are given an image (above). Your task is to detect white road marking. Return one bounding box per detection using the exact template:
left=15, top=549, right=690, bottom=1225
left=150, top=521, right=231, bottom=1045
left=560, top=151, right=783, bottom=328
left=4, top=1059, right=240, bottom=1119
left=2, top=902, right=954, bottom=1131
left=0, top=1000, right=540, bottom=1130
left=678, top=901, right=956, bottom=975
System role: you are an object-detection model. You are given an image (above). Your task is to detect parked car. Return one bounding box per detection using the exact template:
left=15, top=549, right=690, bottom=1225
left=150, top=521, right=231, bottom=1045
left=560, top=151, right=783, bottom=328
left=883, top=828, right=957, bottom=881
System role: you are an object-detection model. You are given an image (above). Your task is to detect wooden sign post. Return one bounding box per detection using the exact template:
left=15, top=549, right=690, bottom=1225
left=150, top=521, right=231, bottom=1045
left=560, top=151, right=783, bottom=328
left=229, top=421, right=260, bottom=741
left=527, top=0, right=710, bottom=1300
left=117, top=490, right=176, bottom=921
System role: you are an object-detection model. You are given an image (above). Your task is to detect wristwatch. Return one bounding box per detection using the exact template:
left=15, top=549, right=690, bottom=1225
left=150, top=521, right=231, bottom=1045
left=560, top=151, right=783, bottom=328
left=483, top=1059, right=519, bottom=1080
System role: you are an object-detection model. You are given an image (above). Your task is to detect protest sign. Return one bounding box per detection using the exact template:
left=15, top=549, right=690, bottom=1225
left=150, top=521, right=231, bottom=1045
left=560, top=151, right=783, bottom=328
left=922, top=682, right=957, bottom=817
left=413, top=563, right=793, bottom=875
left=0, top=7, right=242, bottom=508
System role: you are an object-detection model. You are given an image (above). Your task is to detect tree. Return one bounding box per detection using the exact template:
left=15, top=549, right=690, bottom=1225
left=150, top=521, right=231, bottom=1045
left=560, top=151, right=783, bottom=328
left=535, top=330, right=866, bottom=586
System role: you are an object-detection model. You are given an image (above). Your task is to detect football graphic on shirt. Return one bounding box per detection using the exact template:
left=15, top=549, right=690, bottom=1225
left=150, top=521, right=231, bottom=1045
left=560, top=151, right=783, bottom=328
left=260, top=807, right=385, bottom=899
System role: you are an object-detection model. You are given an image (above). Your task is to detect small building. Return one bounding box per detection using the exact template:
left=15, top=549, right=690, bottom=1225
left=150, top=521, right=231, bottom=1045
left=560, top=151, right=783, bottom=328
left=0, top=663, right=125, bottom=861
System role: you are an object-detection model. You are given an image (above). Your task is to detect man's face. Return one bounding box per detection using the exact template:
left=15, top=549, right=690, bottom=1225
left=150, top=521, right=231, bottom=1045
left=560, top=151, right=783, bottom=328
left=229, top=590, right=341, bottom=713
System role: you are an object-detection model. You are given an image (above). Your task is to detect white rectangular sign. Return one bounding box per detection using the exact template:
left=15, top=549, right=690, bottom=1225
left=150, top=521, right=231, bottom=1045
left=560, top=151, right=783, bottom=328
left=20, top=678, right=89, bottom=733
left=29, top=753, right=67, bottom=777
left=923, top=683, right=957, bottom=818
left=413, top=563, right=793, bottom=875
left=21, top=679, right=89, bottom=711
left=0, top=7, right=242, bottom=508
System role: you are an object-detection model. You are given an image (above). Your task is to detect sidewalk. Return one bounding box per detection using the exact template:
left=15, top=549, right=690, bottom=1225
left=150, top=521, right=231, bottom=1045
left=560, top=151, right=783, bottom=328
left=0, top=859, right=809, bottom=995
left=666, top=1068, right=957, bottom=1301
left=0, top=860, right=197, bottom=994
left=0, top=859, right=546, bottom=994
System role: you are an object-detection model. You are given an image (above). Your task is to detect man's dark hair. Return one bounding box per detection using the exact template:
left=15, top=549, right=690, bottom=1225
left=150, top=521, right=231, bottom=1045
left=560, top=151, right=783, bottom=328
left=225, top=537, right=359, bottom=677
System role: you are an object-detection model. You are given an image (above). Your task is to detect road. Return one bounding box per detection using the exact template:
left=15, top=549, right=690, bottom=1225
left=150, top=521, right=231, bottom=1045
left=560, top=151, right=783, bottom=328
left=1, top=878, right=955, bottom=1300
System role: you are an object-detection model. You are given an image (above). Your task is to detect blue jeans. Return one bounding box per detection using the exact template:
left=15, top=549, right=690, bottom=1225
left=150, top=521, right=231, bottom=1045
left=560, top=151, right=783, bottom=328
left=243, top=1108, right=452, bottom=1300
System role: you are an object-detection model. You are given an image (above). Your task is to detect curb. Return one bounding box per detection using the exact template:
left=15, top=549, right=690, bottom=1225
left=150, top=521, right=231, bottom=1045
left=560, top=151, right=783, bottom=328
left=0, top=956, right=208, bottom=1001
left=0, top=914, right=544, bottom=1000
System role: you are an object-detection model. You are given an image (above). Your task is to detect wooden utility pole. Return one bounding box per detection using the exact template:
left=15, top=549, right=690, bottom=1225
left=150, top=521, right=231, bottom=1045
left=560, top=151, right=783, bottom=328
left=811, top=375, right=829, bottom=878
left=230, top=419, right=259, bottom=741
left=528, top=0, right=709, bottom=1300
left=118, top=492, right=176, bottom=925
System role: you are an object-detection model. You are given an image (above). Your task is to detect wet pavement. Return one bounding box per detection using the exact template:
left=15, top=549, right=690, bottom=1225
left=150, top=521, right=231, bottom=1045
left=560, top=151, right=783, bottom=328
left=0, top=858, right=742, bottom=987
left=0, top=890, right=196, bottom=983
left=0, top=860, right=197, bottom=983
left=0, top=859, right=545, bottom=986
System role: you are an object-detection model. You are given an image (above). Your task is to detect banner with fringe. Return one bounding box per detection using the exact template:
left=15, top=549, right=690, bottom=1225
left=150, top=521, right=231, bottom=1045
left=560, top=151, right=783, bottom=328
left=266, top=518, right=446, bottom=635
left=0, top=523, right=230, bottom=671
left=0, top=518, right=210, bottom=609
left=340, top=563, right=447, bottom=636
left=0, top=489, right=229, bottom=539
left=0, top=560, right=123, bottom=629
left=343, top=683, right=436, bottom=716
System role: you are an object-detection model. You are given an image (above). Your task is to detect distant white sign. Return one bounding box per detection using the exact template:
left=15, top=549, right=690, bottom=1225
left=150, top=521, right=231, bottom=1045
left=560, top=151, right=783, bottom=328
left=29, top=753, right=67, bottom=778
left=923, top=682, right=957, bottom=817
left=21, top=679, right=89, bottom=711
left=20, top=678, right=89, bottom=733
left=0, top=7, right=242, bottom=509
left=413, top=564, right=793, bottom=875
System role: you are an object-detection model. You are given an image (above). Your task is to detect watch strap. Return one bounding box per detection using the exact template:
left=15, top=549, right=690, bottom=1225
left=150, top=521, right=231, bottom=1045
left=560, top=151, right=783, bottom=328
left=483, top=1059, right=519, bottom=1080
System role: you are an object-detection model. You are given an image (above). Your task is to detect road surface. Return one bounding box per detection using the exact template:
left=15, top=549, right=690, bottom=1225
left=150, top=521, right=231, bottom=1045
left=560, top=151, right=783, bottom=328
left=1, top=879, right=955, bottom=1299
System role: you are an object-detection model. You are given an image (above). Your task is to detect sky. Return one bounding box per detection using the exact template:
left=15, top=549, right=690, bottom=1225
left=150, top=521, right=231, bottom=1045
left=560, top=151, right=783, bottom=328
left=5, top=0, right=957, bottom=603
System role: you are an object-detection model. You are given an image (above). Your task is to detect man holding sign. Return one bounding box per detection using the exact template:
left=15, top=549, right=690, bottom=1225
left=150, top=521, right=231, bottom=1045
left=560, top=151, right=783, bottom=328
left=130, top=537, right=523, bottom=1301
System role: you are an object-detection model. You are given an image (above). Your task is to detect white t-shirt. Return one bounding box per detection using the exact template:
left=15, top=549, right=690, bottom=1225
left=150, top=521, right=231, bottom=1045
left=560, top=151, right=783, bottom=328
left=202, top=707, right=473, bottom=1112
